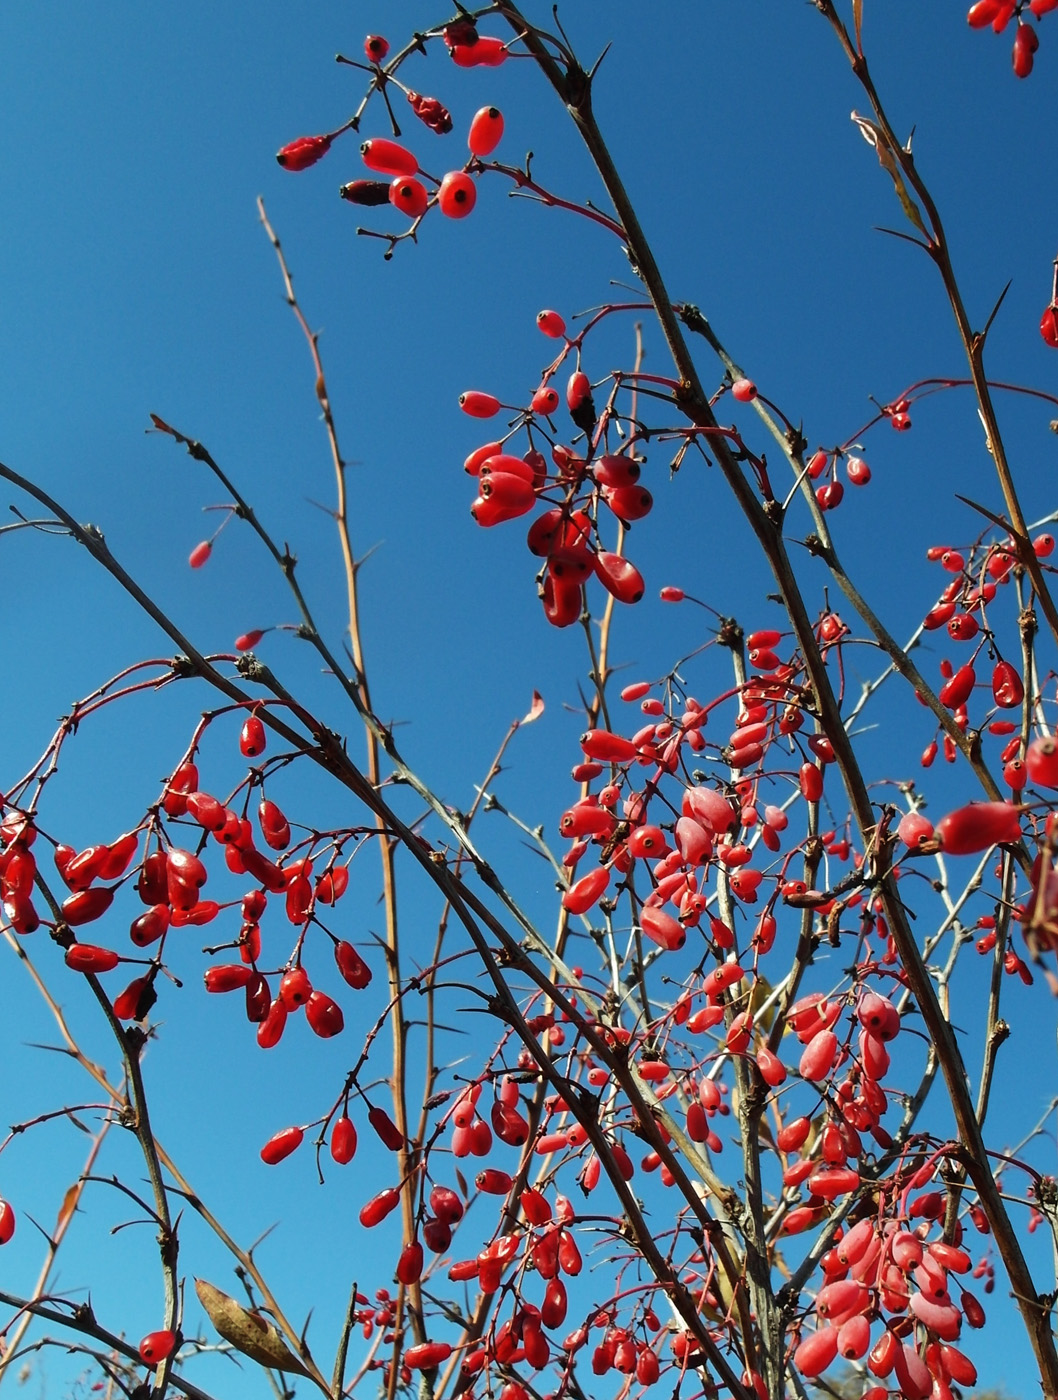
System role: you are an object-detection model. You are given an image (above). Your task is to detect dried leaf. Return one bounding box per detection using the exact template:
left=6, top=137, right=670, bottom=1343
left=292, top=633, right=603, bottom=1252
left=851, top=112, right=929, bottom=239
left=521, top=690, right=545, bottom=725
left=194, top=1279, right=310, bottom=1376
left=55, top=1182, right=81, bottom=1232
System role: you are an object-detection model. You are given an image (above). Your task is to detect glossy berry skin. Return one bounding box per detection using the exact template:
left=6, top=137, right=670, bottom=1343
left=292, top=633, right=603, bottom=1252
left=531, top=385, right=560, bottom=415
left=991, top=660, right=1024, bottom=708
left=536, top=309, right=565, bottom=338
left=279, top=965, right=312, bottom=1009
left=276, top=134, right=332, bottom=171
left=845, top=455, right=871, bottom=485
left=204, top=964, right=253, bottom=993
left=330, top=1115, right=357, bottom=1164
left=389, top=176, right=428, bottom=218
left=405, top=1342, right=453, bottom=1369
left=359, top=1186, right=400, bottom=1227
left=1027, top=736, right=1058, bottom=787
left=468, top=106, right=504, bottom=156
left=364, top=34, right=389, bottom=63
left=396, top=1240, right=424, bottom=1284
left=0, top=1199, right=15, bottom=1244
left=594, top=552, right=645, bottom=604
left=260, top=1125, right=304, bottom=1164
left=305, top=989, right=345, bottom=1038
left=450, top=36, right=508, bottom=67
left=438, top=170, right=477, bottom=218
left=936, top=801, right=1022, bottom=853
left=731, top=377, right=757, bottom=402
left=188, top=540, right=211, bottom=569
left=139, top=1330, right=177, bottom=1366
left=334, top=940, right=372, bottom=988
left=240, top=715, right=266, bottom=758
left=459, top=390, right=500, bottom=418
left=816, top=480, right=844, bottom=511
left=1013, top=21, right=1039, bottom=75
left=968, top=0, right=1007, bottom=23
left=360, top=138, right=418, bottom=178
left=65, top=942, right=120, bottom=973
left=1042, top=303, right=1058, bottom=348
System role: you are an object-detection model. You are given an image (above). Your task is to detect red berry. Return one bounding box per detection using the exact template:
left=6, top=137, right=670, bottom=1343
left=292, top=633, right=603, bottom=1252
left=816, top=480, right=844, bottom=511
left=438, top=170, right=477, bottom=218
left=0, top=1199, right=16, bottom=1245
left=257, top=998, right=288, bottom=1048
left=536, top=309, right=566, bottom=338
left=531, top=385, right=560, bottom=416
left=389, top=176, right=428, bottom=218
left=260, top=1125, right=304, bottom=1165
left=258, top=798, right=291, bottom=850
left=468, top=106, right=504, bottom=157
left=968, top=0, right=1005, bottom=24
left=188, top=540, right=211, bottom=569
left=359, top=1186, right=401, bottom=1227
left=64, top=942, right=120, bottom=972
left=396, top=1240, right=424, bottom=1285
left=240, top=715, right=266, bottom=758
left=407, top=92, right=453, bottom=135
left=936, top=801, right=1022, bottom=853
left=368, top=1105, right=405, bottom=1150
left=991, top=660, right=1024, bottom=708
left=449, top=36, right=508, bottom=67
left=334, top=940, right=372, bottom=988
left=365, top=34, right=389, bottom=63
left=1013, top=21, right=1039, bottom=75
left=845, top=455, right=871, bottom=485
left=204, top=964, right=253, bottom=994
left=276, top=135, right=332, bottom=172
left=138, top=1330, right=177, bottom=1366
left=459, top=390, right=500, bottom=418
left=330, top=1115, right=357, bottom=1164
left=593, top=551, right=645, bottom=604
left=305, top=989, right=345, bottom=1038
left=360, top=138, right=418, bottom=177
left=279, top=965, right=312, bottom=1009
left=1027, top=735, right=1058, bottom=786
left=947, top=613, right=979, bottom=642
left=1041, top=303, right=1058, bottom=348
left=731, top=377, right=757, bottom=402
left=562, top=865, right=610, bottom=914
left=602, top=483, right=653, bottom=521
left=542, top=570, right=582, bottom=627
left=405, top=1342, right=453, bottom=1370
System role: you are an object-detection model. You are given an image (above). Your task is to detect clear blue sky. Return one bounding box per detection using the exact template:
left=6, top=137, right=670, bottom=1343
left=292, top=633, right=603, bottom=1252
left=1, top=4, right=1056, bottom=1397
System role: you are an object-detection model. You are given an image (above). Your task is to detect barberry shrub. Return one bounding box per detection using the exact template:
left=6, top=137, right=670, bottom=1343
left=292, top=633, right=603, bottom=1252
left=2, top=6, right=1058, bottom=1400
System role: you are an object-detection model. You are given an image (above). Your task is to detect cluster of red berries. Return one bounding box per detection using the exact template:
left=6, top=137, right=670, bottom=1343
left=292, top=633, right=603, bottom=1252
left=0, top=712, right=374, bottom=1044
left=967, top=0, right=1057, bottom=76
left=806, top=447, right=873, bottom=512
left=460, top=310, right=654, bottom=626
left=916, top=533, right=1052, bottom=772
left=276, top=30, right=514, bottom=237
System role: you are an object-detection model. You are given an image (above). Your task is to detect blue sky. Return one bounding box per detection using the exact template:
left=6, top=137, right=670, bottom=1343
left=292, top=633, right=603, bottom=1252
left=1, top=3, right=1057, bottom=1397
